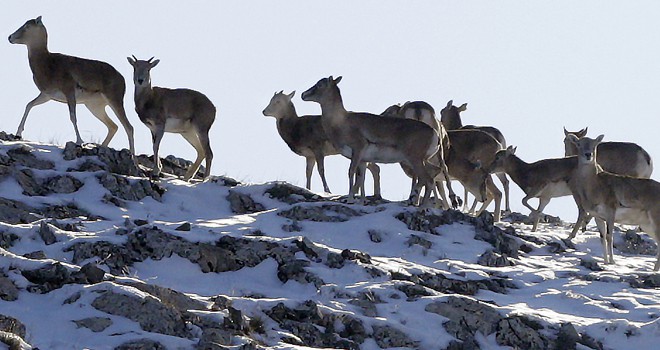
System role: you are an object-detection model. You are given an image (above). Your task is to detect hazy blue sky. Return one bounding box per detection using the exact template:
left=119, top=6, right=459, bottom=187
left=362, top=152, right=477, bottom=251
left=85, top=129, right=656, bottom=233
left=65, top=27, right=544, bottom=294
left=3, top=1, right=660, bottom=221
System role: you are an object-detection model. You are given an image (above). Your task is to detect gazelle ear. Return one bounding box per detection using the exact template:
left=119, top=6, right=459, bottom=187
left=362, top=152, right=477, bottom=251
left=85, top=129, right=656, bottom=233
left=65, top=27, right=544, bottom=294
left=578, top=127, right=588, bottom=137
left=127, top=56, right=135, bottom=66
left=35, top=16, right=43, bottom=25
left=595, top=134, right=604, bottom=143
left=150, top=59, right=160, bottom=68
left=458, top=103, right=467, bottom=112
left=563, top=127, right=569, bottom=136
left=446, top=100, right=453, bottom=107
left=333, top=76, right=342, bottom=84
left=288, top=91, right=296, bottom=99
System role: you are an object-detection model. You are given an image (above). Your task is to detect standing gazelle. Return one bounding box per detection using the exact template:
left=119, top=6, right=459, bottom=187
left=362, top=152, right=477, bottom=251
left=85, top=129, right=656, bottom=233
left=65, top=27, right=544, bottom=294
left=127, top=56, right=215, bottom=181
left=9, top=16, right=135, bottom=154
left=568, top=134, right=660, bottom=270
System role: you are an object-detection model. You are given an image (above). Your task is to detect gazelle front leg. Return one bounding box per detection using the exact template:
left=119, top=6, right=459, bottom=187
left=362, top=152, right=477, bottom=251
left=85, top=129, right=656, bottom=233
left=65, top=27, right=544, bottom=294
left=305, top=156, right=315, bottom=190
left=17, top=92, right=50, bottom=138
left=313, top=151, right=331, bottom=193
left=150, top=127, right=165, bottom=179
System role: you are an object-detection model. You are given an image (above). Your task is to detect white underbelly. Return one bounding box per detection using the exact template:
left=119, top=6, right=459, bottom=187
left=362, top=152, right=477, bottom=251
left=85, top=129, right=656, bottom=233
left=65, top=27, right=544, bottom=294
left=537, top=181, right=572, bottom=198
left=592, top=205, right=651, bottom=227
left=164, top=118, right=192, bottom=133
left=49, top=89, right=106, bottom=104
left=340, top=144, right=405, bottom=163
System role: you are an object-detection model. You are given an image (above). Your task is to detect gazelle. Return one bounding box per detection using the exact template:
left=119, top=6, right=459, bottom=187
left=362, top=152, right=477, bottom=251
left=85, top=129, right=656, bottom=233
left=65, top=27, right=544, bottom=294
left=262, top=90, right=381, bottom=195
left=489, top=146, right=577, bottom=231
left=127, top=56, right=215, bottom=181
left=301, top=76, right=459, bottom=207
left=563, top=127, right=652, bottom=178
left=564, top=127, right=653, bottom=236
left=8, top=16, right=135, bottom=154
left=567, top=134, right=660, bottom=270
left=445, top=129, right=503, bottom=219
left=440, top=100, right=511, bottom=213
left=381, top=101, right=455, bottom=209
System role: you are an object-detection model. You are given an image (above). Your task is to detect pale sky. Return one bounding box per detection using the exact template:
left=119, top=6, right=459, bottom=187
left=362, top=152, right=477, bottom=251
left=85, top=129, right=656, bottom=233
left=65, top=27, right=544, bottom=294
left=3, top=1, right=660, bottom=221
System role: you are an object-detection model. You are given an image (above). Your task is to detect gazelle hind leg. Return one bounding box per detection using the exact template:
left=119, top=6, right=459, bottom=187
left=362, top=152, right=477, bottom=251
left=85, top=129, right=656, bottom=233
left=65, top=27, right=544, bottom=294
left=181, top=130, right=206, bottom=181
left=85, top=102, right=118, bottom=147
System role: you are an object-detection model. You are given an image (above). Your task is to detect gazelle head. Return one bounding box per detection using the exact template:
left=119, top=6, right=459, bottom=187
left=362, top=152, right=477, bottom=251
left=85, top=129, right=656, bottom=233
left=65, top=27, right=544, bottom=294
left=567, top=134, right=603, bottom=164
left=263, top=90, right=295, bottom=118
left=9, top=16, right=47, bottom=46
left=440, top=100, right=467, bottom=130
left=127, top=56, right=160, bottom=87
left=563, top=127, right=588, bottom=156
left=301, top=76, right=342, bottom=103
left=489, top=146, right=517, bottom=173
left=380, top=104, right=402, bottom=118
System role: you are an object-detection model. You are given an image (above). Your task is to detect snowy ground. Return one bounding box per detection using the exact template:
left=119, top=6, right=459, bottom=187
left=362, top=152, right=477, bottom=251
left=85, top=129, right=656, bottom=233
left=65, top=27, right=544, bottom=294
left=0, top=138, right=659, bottom=350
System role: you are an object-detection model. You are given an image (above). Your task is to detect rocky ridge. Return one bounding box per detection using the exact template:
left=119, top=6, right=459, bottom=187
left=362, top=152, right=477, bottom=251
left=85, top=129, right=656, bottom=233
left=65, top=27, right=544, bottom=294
left=0, top=133, right=659, bottom=349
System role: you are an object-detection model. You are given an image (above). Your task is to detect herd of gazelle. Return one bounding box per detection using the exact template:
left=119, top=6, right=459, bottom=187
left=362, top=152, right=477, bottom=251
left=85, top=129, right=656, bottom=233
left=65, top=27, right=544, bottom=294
left=8, top=17, right=660, bottom=270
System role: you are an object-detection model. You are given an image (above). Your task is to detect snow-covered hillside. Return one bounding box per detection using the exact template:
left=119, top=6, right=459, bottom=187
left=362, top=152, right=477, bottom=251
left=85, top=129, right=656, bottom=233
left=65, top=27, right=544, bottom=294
left=1, top=133, right=659, bottom=350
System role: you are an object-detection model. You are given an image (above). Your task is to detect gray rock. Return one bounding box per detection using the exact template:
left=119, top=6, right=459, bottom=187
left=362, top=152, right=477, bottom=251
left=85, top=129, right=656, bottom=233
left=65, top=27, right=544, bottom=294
left=7, top=144, right=54, bottom=169
left=98, top=173, right=165, bottom=202
left=22, top=262, right=72, bottom=293
left=406, top=234, right=432, bottom=249
left=0, top=314, right=26, bottom=338
left=264, top=182, right=322, bottom=204
left=0, top=198, right=40, bottom=224
left=114, top=338, right=167, bottom=350
left=615, top=230, right=657, bottom=256
left=478, top=250, right=514, bottom=267
left=43, top=175, right=83, bottom=194
left=175, top=222, right=192, bottom=231
left=23, top=251, right=46, bottom=260
left=80, top=263, right=105, bottom=284
left=496, top=316, right=547, bottom=350
left=0, top=274, right=19, bottom=301
left=426, top=296, right=503, bottom=341
left=580, top=257, right=604, bottom=272
left=279, top=204, right=362, bottom=222
left=92, top=289, right=191, bottom=338
left=38, top=221, right=57, bottom=245
left=555, top=322, right=580, bottom=350
left=368, top=230, right=383, bottom=243
left=227, top=191, right=266, bottom=214
left=63, top=142, right=141, bottom=177
left=0, top=231, right=19, bottom=249
left=124, top=281, right=206, bottom=312
left=73, top=317, right=113, bottom=332
left=372, top=324, right=418, bottom=349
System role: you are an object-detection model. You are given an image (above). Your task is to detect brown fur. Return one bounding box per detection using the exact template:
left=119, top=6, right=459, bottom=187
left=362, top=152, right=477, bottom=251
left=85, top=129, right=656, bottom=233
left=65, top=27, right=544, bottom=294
left=9, top=16, right=135, bottom=154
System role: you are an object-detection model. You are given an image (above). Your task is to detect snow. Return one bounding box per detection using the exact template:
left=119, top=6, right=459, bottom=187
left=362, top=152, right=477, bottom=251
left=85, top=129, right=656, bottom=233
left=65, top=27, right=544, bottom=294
left=1, top=139, right=660, bottom=349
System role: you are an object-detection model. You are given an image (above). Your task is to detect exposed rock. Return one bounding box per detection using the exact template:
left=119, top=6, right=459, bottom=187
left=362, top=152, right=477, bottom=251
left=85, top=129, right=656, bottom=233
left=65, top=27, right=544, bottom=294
left=175, top=222, right=192, bottom=231
left=38, top=221, right=57, bottom=245
left=40, top=202, right=99, bottom=221
left=7, top=144, right=54, bottom=169
left=73, top=317, right=113, bottom=332
left=23, top=251, right=46, bottom=260
left=22, top=262, right=72, bottom=293
left=98, top=173, right=165, bottom=202
left=137, top=154, right=205, bottom=180
left=80, top=263, right=105, bottom=284
left=92, top=289, right=191, bottom=338
left=580, top=257, right=604, bottom=272
left=625, top=273, right=660, bottom=289
left=555, top=322, right=580, bottom=350
left=615, top=230, right=658, bottom=256
left=478, top=250, right=514, bottom=267
left=393, top=271, right=514, bottom=296
left=282, top=220, right=303, bottom=232
left=406, top=234, right=432, bottom=249
left=279, top=204, right=362, bottom=222
left=0, top=273, right=20, bottom=301
left=63, top=142, right=141, bottom=177
left=227, top=191, right=266, bottom=214
left=372, top=324, right=418, bottom=349
left=0, top=231, right=19, bottom=249
left=426, top=296, right=503, bottom=342
left=114, top=338, right=167, bottom=350
left=14, top=169, right=83, bottom=196
left=496, top=315, right=548, bottom=350
left=0, top=132, right=21, bottom=142
left=0, top=197, right=40, bottom=224
left=0, top=315, right=26, bottom=340
left=368, top=230, right=383, bottom=243
left=123, top=281, right=207, bottom=312
left=265, top=182, right=322, bottom=204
